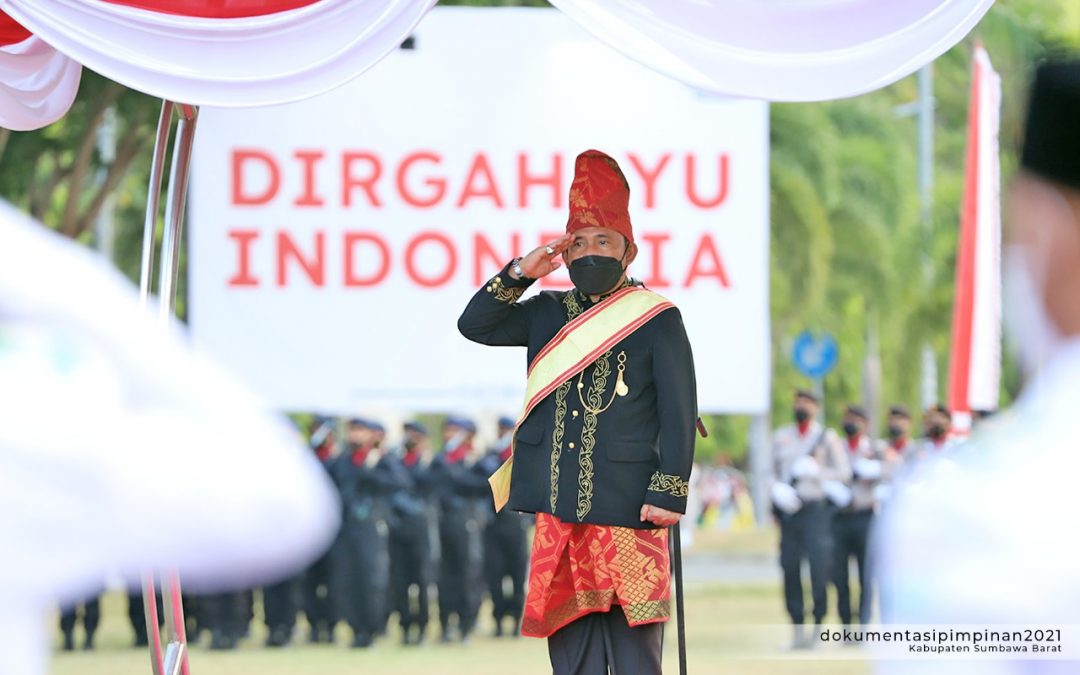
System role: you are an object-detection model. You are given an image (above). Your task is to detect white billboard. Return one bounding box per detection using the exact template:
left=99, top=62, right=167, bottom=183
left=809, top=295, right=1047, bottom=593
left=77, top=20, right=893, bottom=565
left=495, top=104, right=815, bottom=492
left=189, top=7, right=769, bottom=415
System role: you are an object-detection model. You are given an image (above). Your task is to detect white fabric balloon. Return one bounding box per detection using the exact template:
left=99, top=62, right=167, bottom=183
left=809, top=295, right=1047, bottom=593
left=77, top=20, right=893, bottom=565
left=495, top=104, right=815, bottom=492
left=549, top=0, right=995, bottom=101
left=0, top=197, right=340, bottom=600
left=0, top=0, right=434, bottom=107
left=0, top=35, right=80, bottom=130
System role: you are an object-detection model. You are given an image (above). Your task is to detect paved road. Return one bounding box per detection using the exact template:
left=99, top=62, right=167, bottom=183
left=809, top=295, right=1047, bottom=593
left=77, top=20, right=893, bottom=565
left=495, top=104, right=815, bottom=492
left=681, top=550, right=778, bottom=584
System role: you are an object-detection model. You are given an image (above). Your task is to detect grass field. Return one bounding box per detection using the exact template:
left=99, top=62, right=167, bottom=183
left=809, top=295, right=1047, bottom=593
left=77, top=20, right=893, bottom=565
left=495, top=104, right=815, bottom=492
left=50, top=527, right=872, bottom=675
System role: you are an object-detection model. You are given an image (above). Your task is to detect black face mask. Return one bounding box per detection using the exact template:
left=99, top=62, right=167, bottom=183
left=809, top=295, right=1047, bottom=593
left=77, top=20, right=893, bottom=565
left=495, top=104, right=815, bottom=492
left=794, top=409, right=811, bottom=424
left=842, top=422, right=859, bottom=438
left=928, top=423, right=947, bottom=440
left=887, top=424, right=904, bottom=440
left=569, top=255, right=624, bottom=296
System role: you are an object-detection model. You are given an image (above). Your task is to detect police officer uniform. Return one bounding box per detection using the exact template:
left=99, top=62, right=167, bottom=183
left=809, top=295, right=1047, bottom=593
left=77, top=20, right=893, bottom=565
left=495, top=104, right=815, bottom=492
left=387, top=421, right=437, bottom=646
left=770, top=397, right=852, bottom=644
left=476, top=417, right=530, bottom=638
left=329, top=419, right=405, bottom=648
left=832, top=406, right=885, bottom=628
left=428, top=417, right=490, bottom=643
left=300, top=416, right=338, bottom=644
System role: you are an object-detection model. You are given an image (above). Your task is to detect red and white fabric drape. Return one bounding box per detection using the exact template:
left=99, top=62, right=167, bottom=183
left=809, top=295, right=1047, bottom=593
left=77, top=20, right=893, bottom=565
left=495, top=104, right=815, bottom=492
left=0, top=0, right=434, bottom=127
left=550, top=0, right=995, bottom=101
left=0, top=10, right=80, bottom=131
left=1, top=0, right=997, bottom=128
left=948, top=44, right=1002, bottom=432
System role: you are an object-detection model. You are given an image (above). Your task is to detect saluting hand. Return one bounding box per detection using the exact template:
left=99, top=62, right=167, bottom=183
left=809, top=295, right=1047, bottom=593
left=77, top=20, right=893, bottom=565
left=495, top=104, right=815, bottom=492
left=511, top=233, right=573, bottom=280
left=640, top=504, right=681, bottom=527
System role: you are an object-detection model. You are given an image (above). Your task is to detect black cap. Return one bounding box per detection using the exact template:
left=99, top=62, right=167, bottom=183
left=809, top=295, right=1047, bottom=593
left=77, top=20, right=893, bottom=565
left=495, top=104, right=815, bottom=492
left=845, top=404, right=868, bottom=421
left=888, top=405, right=911, bottom=420
left=1021, top=60, right=1080, bottom=190
left=926, top=403, right=951, bottom=420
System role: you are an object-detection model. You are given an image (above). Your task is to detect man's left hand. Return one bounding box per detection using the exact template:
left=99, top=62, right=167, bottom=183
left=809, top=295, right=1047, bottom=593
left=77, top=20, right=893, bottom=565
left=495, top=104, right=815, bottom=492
left=640, top=504, right=681, bottom=527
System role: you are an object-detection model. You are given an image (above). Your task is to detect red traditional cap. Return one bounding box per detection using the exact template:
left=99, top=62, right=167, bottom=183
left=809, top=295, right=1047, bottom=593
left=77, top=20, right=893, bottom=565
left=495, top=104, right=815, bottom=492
left=566, top=149, right=633, bottom=245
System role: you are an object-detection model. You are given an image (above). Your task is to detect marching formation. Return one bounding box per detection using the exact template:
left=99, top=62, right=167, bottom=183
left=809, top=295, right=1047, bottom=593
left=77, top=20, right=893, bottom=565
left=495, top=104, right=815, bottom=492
left=769, top=389, right=979, bottom=649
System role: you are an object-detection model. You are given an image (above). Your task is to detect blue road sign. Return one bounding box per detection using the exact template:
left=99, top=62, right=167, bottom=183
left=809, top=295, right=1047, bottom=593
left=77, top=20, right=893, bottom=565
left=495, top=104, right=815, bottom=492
left=792, top=331, right=838, bottom=379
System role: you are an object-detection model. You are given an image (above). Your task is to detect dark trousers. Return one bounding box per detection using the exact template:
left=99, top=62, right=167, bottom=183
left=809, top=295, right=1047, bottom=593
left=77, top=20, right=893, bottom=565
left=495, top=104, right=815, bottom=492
left=200, top=591, right=249, bottom=647
left=833, top=509, right=873, bottom=626
left=483, top=512, right=528, bottom=624
left=390, top=518, right=432, bottom=634
left=302, top=551, right=335, bottom=639
left=778, top=500, right=833, bottom=625
left=127, top=590, right=164, bottom=647
left=548, top=606, right=663, bottom=675
left=437, top=513, right=484, bottom=638
left=59, top=595, right=101, bottom=649
left=331, top=518, right=390, bottom=643
left=263, top=578, right=298, bottom=638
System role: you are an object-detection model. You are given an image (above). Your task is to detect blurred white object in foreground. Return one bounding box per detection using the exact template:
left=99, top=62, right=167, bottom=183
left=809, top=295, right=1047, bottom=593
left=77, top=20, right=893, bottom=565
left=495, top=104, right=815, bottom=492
left=0, top=199, right=340, bottom=675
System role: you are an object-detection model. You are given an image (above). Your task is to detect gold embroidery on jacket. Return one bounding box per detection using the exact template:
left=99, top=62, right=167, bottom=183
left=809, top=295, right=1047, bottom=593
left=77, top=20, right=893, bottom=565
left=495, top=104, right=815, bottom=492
left=550, top=292, right=584, bottom=512
left=648, top=472, right=689, bottom=498
left=577, top=349, right=611, bottom=520
left=486, top=275, right=525, bottom=303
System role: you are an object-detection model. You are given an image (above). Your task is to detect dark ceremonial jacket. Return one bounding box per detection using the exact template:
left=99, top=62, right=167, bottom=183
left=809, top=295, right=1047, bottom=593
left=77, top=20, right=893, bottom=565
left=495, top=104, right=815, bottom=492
left=426, top=445, right=492, bottom=517
left=330, top=447, right=410, bottom=526
left=457, top=263, right=698, bottom=529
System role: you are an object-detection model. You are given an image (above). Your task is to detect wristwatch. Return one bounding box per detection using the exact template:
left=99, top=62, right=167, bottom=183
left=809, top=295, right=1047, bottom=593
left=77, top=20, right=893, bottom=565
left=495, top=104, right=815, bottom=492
left=510, top=257, right=526, bottom=280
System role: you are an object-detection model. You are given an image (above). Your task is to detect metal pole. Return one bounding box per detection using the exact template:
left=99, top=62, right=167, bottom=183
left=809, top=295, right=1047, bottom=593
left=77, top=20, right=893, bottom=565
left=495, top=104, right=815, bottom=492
left=141, top=574, right=164, bottom=675
left=136, top=100, right=175, bottom=675
left=748, top=414, right=771, bottom=525
left=140, top=101, right=175, bottom=305
left=158, top=105, right=199, bottom=322
left=156, top=103, right=199, bottom=675
left=136, top=100, right=199, bottom=675
left=917, top=64, right=939, bottom=407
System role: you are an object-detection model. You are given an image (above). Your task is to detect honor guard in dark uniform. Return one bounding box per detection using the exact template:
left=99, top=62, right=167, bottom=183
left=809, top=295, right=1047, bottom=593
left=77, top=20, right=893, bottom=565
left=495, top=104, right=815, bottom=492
left=428, top=417, right=490, bottom=644
left=476, top=416, right=529, bottom=638
left=58, top=591, right=101, bottom=651
left=201, top=589, right=250, bottom=650
left=127, top=588, right=163, bottom=648
left=329, top=418, right=404, bottom=648
left=301, top=416, right=338, bottom=644
left=387, top=421, right=437, bottom=645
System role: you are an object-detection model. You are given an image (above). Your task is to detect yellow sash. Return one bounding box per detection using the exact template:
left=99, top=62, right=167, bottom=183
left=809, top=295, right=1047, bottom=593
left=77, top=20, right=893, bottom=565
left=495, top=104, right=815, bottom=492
left=489, top=286, right=674, bottom=512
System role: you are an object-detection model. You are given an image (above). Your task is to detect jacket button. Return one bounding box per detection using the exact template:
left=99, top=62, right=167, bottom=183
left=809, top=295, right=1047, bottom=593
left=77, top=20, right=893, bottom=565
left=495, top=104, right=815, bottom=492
left=572, top=410, right=579, bottom=418
left=568, top=442, right=575, bottom=449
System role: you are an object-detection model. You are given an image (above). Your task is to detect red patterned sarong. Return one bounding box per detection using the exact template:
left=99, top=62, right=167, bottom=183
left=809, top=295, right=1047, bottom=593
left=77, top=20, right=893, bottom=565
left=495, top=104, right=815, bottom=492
left=521, top=513, right=671, bottom=638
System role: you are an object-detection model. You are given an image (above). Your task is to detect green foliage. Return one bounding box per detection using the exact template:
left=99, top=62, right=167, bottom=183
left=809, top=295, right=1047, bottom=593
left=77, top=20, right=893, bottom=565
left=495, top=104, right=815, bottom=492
left=765, top=0, right=1080, bottom=434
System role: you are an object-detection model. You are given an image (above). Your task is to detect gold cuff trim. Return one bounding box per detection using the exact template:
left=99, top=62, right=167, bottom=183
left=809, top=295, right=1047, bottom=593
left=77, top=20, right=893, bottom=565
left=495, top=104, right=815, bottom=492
left=648, top=472, right=689, bottom=498
left=486, top=275, right=525, bottom=303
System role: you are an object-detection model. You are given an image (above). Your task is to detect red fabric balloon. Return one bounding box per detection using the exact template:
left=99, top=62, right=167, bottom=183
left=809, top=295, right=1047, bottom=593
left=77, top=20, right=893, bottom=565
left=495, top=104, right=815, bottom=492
left=0, top=10, right=32, bottom=47
left=100, top=0, right=321, bottom=19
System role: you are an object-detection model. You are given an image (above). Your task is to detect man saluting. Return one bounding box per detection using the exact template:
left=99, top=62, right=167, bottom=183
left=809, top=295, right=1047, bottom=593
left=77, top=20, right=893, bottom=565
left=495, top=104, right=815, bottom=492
left=458, top=149, right=697, bottom=674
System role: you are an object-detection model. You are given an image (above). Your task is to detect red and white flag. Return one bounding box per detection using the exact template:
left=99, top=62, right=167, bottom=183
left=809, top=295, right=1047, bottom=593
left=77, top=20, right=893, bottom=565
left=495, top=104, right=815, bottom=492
left=947, top=43, right=1001, bottom=433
